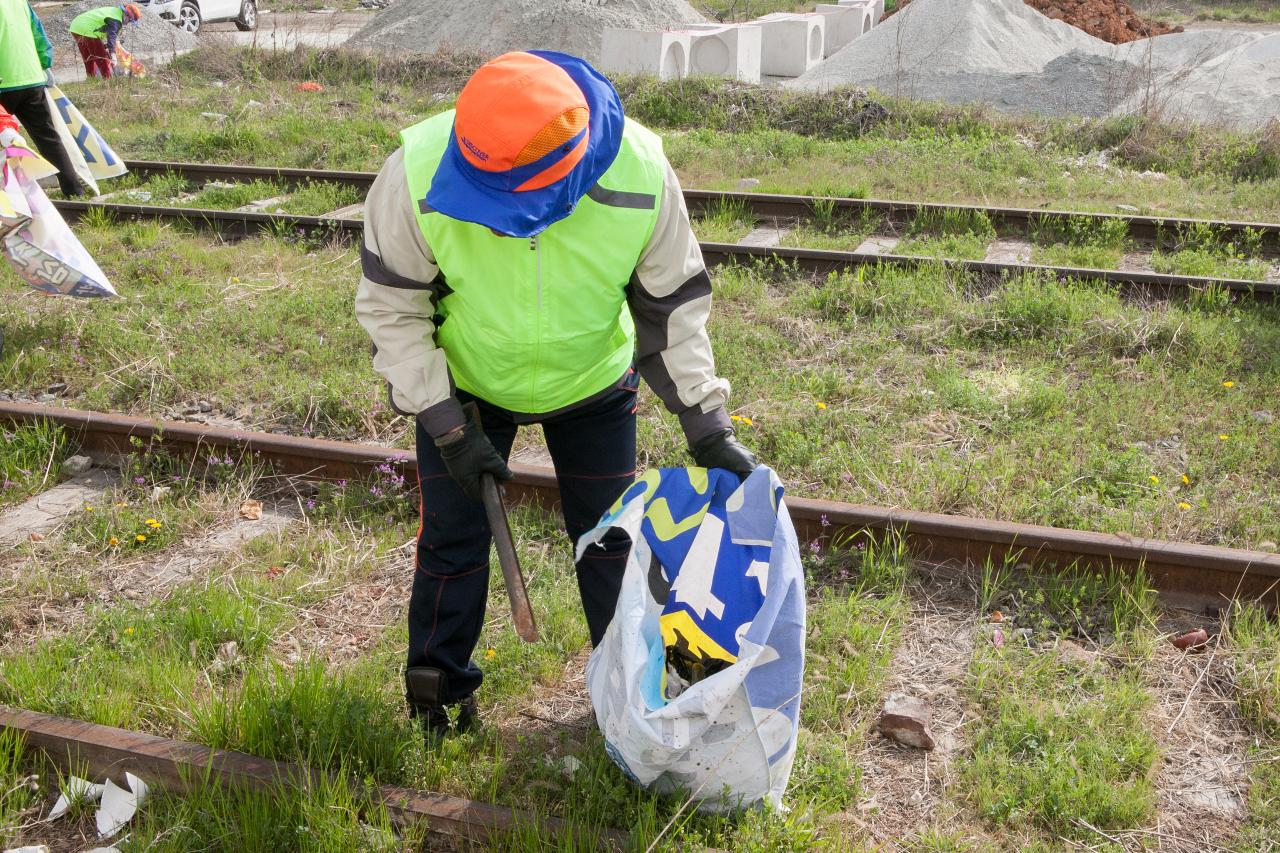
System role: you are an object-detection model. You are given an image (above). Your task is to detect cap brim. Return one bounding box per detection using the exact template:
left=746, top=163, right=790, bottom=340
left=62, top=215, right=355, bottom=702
left=424, top=51, right=624, bottom=239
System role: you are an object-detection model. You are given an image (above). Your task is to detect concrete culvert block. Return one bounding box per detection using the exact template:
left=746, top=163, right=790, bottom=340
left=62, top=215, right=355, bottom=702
left=680, top=23, right=763, bottom=83
left=815, top=5, right=864, bottom=57
left=600, top=29, right=691, bottom=81
left=838, top=0, right=884, bottom=25
left=757, top=13, right=827, bottom=78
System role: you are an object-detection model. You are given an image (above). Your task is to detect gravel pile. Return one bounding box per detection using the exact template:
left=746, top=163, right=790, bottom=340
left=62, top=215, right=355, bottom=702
left=348, top=0, right=706, bottom=64
left=792, top=0, right=1277, bottom=127
left=40, top=1, right=200, bottom=64
left=1115, top=33, right=1280, bottom=129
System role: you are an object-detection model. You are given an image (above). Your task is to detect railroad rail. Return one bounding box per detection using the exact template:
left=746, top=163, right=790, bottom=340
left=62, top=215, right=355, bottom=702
left=0, top=707, right=621, bottom=847
left=50, top=199, right=1279, bottom=299
left=121, top=159, right=1280, bottom=251
left=4, top=401, right=1278, bottom=612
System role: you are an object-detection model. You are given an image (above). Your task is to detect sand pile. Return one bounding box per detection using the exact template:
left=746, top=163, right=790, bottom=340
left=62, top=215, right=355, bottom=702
left=1114, top=33, right=1280, bottom=128
left=39, top=1, right=200, bottom=64
left=792, top=0, right=1128, bottom=114
left=792, top=0, right=1276, bottom=127
left=348, top=0, right=706, bottom=64
left=889, top=0, right=1177, bottom=44
left=1023, top=0, right=1179, bottom=43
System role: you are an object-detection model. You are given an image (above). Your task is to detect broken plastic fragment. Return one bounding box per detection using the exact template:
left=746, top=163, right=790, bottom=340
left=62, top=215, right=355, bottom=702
left=95, top=772, right=148, bottom=838
left=48, top=775, right=104, bottom=819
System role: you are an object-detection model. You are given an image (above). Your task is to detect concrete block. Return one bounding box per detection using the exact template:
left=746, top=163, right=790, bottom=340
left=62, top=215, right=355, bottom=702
left=677, top=24, right=762, bottom=84
left=838, top=0, right=883, bottom=30
left=757, top=13, right=826, bottom=78
left=814, top=5, right=864, bottom=57
left=600, top=28, right=691, bottom=81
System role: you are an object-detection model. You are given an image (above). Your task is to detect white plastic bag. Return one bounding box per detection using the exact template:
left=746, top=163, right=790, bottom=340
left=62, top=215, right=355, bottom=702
left=580, top=466, right=806, bottom=811
left=3, top=144, right=116, bottom=297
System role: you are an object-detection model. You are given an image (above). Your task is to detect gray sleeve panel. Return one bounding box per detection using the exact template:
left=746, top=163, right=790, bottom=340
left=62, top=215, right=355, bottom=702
left=627, top=160, right=731, bottom=443
left=417, top=396, right=465, bottom=437
left=355, top=148, right=458, bottom=419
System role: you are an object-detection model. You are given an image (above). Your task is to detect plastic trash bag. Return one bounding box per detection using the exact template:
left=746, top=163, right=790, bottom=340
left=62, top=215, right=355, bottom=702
left=43, top=84, right=130, bottom=195
left=580, top=466, right=805, bottom=811
left=3, top=142, right=116, bottom=297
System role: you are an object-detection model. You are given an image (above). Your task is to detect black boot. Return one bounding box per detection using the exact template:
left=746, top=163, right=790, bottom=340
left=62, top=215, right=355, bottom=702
left=406, top=666, right=477, bottom=741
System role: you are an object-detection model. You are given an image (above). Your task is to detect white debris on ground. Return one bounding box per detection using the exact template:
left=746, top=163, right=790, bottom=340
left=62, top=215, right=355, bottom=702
left=789, top=0, right=1277, bottom=128
left=39, top=0, right=199, bottom=66
left=347, top=0, right=705, bottom=64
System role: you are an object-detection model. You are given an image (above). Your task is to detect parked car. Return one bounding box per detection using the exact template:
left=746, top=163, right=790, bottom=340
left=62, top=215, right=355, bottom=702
left=137, top=0, right=256, bottom=33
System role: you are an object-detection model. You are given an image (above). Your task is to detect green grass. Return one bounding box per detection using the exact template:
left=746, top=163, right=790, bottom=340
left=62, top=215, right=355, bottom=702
left=897, top=208, right=996, bottom=261
left=0, top=421, right=67, bottom=508
left=60, top=47, right=1280, bottom=223
left=695, top=196, right=757, bottom=244
left=1225, top=603, right=1280, bottom=850
left=0, top=730, right=37, bottom=847
left=1136, top=0, right=1280, bottom=24
left=1151, top=221, right=1271, bottom=282
left=7, top=224, right=1280, bottom=547
left=1030, top=213, right=1130, bottom=270
left=959, top=645, right=1158, bottom=839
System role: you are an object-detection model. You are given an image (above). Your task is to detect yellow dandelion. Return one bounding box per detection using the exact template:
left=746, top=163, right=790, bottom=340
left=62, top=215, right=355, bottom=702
left=1178, top=502, right=1191, bottom=510
left=485, top=648, right=496, bottom=660
left=108, top=537, right=119, bottom=546
left=1218, top=434, right=1230, bottom=441
left=742, top=417, right=754, bottom=426
left=1149, top=475, right=1159, bottom=485
left=84, top=506, right=94, bottom=512
left=1223, top=381, right=1235, bottom=388
left=816, top=402, right=828, bottom=410
left=146, top=518, right=162, bottom=529
left=730, top=415, right=743, bottom=422
left=135, top=534, right=147, bottom=543
left=123, top=626, right=135, bottom=635
left=1181, top=474, right=1190, bottom=485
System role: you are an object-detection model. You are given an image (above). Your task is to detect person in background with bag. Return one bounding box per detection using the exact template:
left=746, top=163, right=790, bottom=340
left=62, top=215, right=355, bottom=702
left=356, top=50, right=759, bottom=740
left=69, top=3, right=141, bottom=79
left=0, top=0, right=86, bottom=198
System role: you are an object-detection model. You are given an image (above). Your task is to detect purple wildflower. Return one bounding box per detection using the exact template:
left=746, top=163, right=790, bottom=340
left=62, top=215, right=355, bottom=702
left=133, top=476, right=146, bottom=485
left=305, top=499, right=316, bottom=510
left=820, top=513, right=830, bottom=528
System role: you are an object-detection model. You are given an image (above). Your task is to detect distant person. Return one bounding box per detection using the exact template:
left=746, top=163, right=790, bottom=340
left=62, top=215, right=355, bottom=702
left=69, top=3, right=141, bottom=79
left=0, top=0, right=86, bottom=196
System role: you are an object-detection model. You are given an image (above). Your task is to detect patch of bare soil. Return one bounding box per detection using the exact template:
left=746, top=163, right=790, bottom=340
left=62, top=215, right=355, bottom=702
left=854, top=579, right=977, bottom=842
left=1142, top=631, right=1250, bottom=852
left=499, top=649, right=595, bottom=747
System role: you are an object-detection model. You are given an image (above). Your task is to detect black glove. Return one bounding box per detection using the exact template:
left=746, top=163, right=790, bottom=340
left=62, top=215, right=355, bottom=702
left=690, top=428, right=759, bottom=478
left=433, top=422, right=512, bottom=501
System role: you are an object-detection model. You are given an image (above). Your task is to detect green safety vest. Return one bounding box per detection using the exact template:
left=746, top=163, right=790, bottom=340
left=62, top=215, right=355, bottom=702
left=402, top=110, right=666, bottom=414
left=0, top=0, right=46, bottom=91
left=69, top=6, right=122, bottom=38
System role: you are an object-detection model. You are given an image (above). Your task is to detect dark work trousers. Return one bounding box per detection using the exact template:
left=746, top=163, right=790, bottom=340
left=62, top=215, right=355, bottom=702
left=408, top=383, right=638, bottom=705
left=0, top=85, right=83, bottom=197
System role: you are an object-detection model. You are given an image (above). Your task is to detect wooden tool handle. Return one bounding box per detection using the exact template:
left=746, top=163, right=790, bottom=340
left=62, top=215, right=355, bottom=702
left=464, top=403, right=539, bottom=643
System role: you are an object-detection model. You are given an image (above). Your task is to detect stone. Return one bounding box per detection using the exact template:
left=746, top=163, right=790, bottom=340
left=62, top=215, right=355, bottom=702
left=1251, top=410, right=1274, bottom=424
left=46, top=382, right=67, bottom=395
left=738, top=177, right=761, bottom=190
left=200, top=112, right=229, bottom=122
left=62, top=455, right=93, bottom=477
left=1259, top=541, right=1278, bottom=552
left=36, top=393, right=55, bottom=403
left=1115, top=203, right=1138, bottom=212
left=1172, top=628, right=1210, bottom=651
left=198, top=400, right=213, bottom=413
left=878, top=693, right=935, bottom=750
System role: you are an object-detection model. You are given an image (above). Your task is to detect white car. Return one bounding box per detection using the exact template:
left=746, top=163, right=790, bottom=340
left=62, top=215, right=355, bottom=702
left=138, top=0, right=257, bottom=33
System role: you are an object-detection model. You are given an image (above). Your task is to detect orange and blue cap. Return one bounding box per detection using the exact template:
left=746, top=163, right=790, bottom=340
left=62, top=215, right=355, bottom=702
left=425, top=50, right=624, bottom=238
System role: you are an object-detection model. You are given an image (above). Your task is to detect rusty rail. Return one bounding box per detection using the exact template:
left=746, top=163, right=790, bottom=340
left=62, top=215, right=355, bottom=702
left=4, top=401, right=1277, bottom=612
left=0, top=706, right=621, bottom=847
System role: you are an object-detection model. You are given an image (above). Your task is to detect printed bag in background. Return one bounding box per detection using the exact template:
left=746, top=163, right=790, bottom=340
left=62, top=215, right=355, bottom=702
left=3, top=144, right=116, bottom=298
left=580, top=466, right=805, bottom=811
left=42, top=84, right=130, bottom=195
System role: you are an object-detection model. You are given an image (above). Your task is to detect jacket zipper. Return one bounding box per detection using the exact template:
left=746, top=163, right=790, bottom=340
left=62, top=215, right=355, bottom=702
left=530, top=236, right=542, bottom=409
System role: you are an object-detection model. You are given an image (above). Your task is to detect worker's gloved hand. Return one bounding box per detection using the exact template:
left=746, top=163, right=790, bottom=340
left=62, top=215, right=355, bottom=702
left=434, top=422, right=513, bottom=502
left=690, top=428, right=758, bottom=479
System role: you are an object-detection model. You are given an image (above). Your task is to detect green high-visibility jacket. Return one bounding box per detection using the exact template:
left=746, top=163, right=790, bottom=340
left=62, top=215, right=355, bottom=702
left=0, top=0, right=52, bottom=92
left=69, top=5, right=122, bottom=38
left=401, top=110, right=666, bottom=415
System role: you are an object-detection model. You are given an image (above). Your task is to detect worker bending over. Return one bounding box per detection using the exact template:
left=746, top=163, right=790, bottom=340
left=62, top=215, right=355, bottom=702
left=69, top=4, right=140, bottom=79
left=357, top=50, right=757, bottom=738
